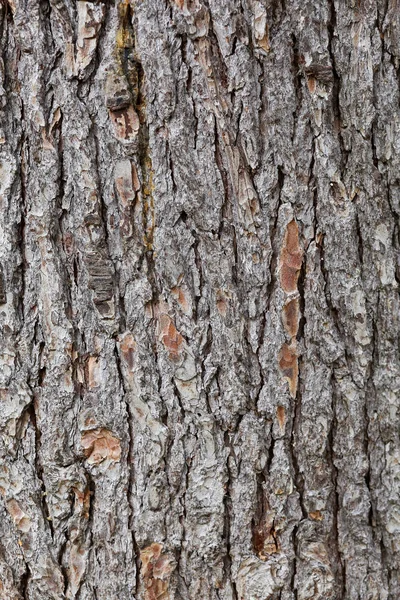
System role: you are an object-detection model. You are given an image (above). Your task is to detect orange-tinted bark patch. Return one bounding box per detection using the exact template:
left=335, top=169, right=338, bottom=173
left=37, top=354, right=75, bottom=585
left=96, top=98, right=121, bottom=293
left=63, top=232, right=74, bottom=255
left=109, top=105, right=140, bottom=141
left=86, top=356, right=100, bottom=389
left=140, top=543, right=175, bottom=600
left=309, top=510, right=323, bottom=521
left=119, top=332, right=136, bottom=371
left=278, top=342, right=298, bottom=398
left=216, top=289, right=229, bottom=317
left=282, top=298, right=300, bottom=338
left=279, top=220, right=303, bottom=293
left=115, top=175, right=135, bottom=209
left=69, top=544, right=87, bottom=595
left=171, top=286, right=190, bottom=314
left=280, top=264, right=299, bottom=293
left=258, top=33, right=270, bottom=53
left=132, top=164, right=141, bottom=191
left=158, top=314, right=184, bottom=361
left=276, top=405, right=286, bottom=431
left=285, top=221, right=300, bottom=254
left=6, top=500, right=31, bottom=533
left=253, top=511, right=279, bottom=560
left=81, top=428, right=121, bottom=465
left=307, top=76, right=316, bottom=93
left=84, top=415, right=97, bottom=428
left=73, top=486, right=91, bottom=519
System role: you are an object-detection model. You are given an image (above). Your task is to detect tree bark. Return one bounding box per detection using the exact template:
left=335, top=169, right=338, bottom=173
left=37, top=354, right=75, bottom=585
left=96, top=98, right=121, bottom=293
left=1, top=0, right=400, bottom=598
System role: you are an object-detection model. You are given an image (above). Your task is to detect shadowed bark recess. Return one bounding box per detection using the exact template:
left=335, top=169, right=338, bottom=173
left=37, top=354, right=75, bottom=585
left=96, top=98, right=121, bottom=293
left=0, top=1, right=399, bottom=599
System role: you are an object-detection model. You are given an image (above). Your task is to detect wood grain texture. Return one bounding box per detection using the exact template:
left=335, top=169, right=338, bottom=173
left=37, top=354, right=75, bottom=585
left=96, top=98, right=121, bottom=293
left=0, top=0, right=399, bottom=598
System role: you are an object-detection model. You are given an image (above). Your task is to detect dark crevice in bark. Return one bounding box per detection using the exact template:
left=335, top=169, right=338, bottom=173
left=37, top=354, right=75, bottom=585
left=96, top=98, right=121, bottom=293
left=202, top=365, right=213, bottom=417
left=389, top=185, right=400, bottom=286
left=309, top=135, right=318, bottom=243
left=252, top=466, right=275, bottom=560
left=265, top=165, right=284, bottom=313
left=0, top=3, right=7, bottom=37
left=172, top=379, right=186, bottom=423
left=256, top=60, right=265, bottom=156
left=354, top=206, right=364, bottom=268
left=370, top=120, right=380, bottom=171
left=27, top=401, right=54, bottom=538
left=179, top=33, right=191, bottom=92
left=290, top=522, right=299, bottom=599
left=84, top=469, right=96, bottom=590
left=2, top=7, right=13, bottom=108
left=327, top=0, right=349, bottom=178
left=214, top=115, right=232, bottom=242
left=191, top=97, right=198, bottom=148
left=200, top=322, right=213, bottom=391
left=291, top=365, right=306, bottom=520
left=296, top=257, right=307, bottom=342
left=380, top=536, right=389, bottom=594
left=17, top=128, right=28, bottom=328
left=19, top=562, right=31, bottom=600
left=233, top=99, right=243, bottom=146
left=250, top=338, right=264, bottom=410
left=176, top=448, right=191, bottom=595
left=167, top=140, right=177, bottom=195
left=90, top=121, right=110, bottom=252
left=73, top=257, right=79, bottom=288
left=365, top=299, right=378, bottom=535
left=229, top=35, right=237, bottom=57
left=231, top=224, right=239, bottom=288
left=88, top=2, right=110, bottom=87
left=223, top=431, right=238, bottom=600
left=191, top=230, right=204, bottom=322
left=55, top=115, right=76, bottom=328
left=58, top=531, right=70, bottom=596
left=204, top=4, right=230, bottom=97
left=255, top=313, right=267, bottom=396
left=312, top=185, right=344, bottom=343
left=118, top=290, right=127, bottom=333
left=290, top=33, right=303, bottom=145
left=265, top=434, right=275, bottom=476
left=329, top=372, right=346, bottom=599
left=114, top=342, right=141, bottom=595
left=85, top=116, right=118, bottom=320
left=38, top=367, right=46, bottom=389
left=120, top=1, right=141, bottom=103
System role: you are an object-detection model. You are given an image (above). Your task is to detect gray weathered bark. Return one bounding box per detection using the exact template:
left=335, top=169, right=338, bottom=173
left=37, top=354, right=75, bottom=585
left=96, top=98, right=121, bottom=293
left=1, top=0, right=400, bottom=598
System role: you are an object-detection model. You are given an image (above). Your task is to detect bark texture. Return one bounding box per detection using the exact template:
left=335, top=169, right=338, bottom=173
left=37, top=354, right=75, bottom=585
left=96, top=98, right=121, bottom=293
left=1, top=0, right=400, bottom=599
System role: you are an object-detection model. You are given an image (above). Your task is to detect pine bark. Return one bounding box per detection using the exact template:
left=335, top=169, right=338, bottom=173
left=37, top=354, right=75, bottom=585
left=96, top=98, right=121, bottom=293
left=1, top=0, right=400, bottom=599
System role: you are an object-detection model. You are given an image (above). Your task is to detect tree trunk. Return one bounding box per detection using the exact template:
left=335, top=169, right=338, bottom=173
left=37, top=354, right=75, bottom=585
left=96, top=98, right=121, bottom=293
left=1, top=0, right=399, bottom=598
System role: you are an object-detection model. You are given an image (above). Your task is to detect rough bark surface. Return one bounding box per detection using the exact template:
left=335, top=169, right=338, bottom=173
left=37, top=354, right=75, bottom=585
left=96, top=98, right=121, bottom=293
left=1, top=0, right=400, bottom=599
